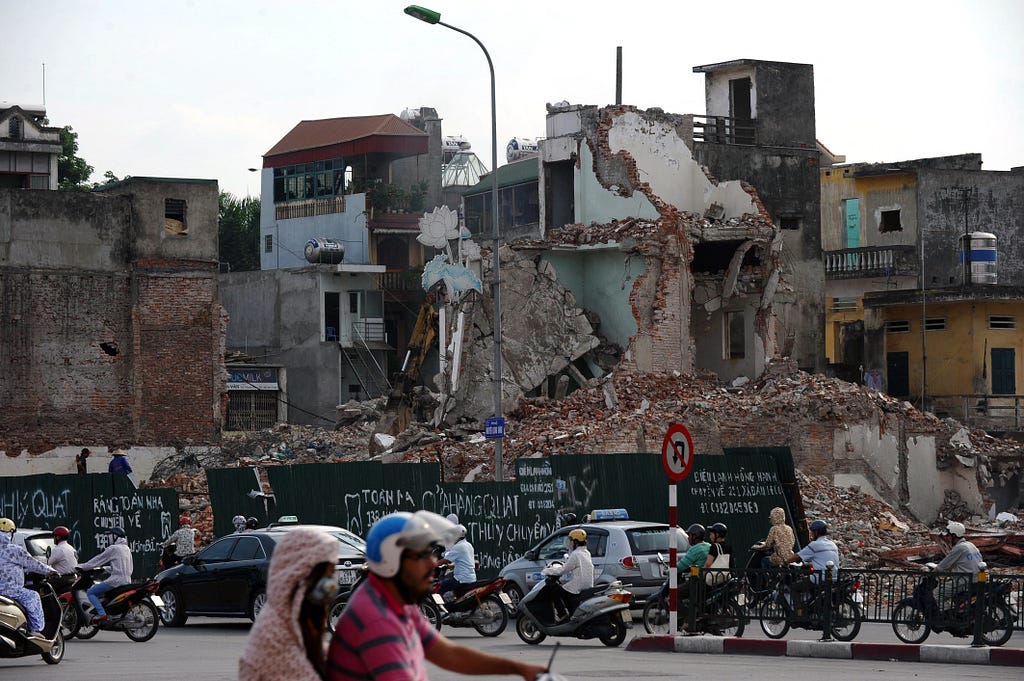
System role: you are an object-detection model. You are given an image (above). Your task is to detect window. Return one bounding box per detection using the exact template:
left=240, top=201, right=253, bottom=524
left=992, top=348, right=1016, bottom=395
left=779, top=216, right=800, bottom=230
left=230, top=537, right=265, bottom=561
left=924, top=317, right=946, bottom=331
left=879, top=209, right=902, bottom=232
left=726, top=311, right=745, bottom=359
left=8, top=116, right=22, bottom=139
left=197, top=538, right=236, bottom=562
left=272, top=158, right=346, bottom=203
left=164, top=198, right=187, bottom=235
left=989, top=315, right=1016, bottom=330
left=831, top=297, right=858, bottom=312
left=264, top=235, right=273, bottom=253
left=885, top=320, right=910, bottom=333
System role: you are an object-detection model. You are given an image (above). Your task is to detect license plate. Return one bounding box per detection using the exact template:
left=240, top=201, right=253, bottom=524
left=621, top=609, right=632, bottom=622
left=337, top=570, right=358, bottom=585
left=499, top=592, right=512, bottom=606
left=432, top=593, right=446, bottom=605
left=150, top=595, right=165, bottom=608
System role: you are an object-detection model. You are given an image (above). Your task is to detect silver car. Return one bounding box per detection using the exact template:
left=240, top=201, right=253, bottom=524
left=498, top=510, right=688, bottom=607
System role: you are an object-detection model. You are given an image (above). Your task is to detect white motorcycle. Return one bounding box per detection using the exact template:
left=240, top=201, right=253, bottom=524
left=515, top=567, right=633, bottom=647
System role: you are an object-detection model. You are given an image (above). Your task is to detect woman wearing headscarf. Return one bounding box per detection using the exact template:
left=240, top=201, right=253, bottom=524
left=752, top=507, right=797, bottom=569
left=239, top=527, right=337, bottom=681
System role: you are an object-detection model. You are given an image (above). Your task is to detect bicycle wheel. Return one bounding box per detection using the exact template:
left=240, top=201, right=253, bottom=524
left=642, top=597, right=671, bottom=635
left=710, top=600, right=744, bottom=638
left=980, top=601, right=1013, bottom=647
left=891, top=602, right=930, bottom=644
left=829, top=597, right=861, bottom=642
left=759, top=597, right=789, bottom=639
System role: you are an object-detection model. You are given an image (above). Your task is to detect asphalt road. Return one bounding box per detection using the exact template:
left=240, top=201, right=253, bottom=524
left=0, top=618, right=1017, bottom=680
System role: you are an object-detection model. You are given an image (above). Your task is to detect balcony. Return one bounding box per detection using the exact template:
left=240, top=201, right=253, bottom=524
left=824, top=245, right=919, bottom=280
left=693, top=115, right=757, bottom=145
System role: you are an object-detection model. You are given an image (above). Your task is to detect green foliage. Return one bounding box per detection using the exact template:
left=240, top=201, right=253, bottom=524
left=218, top=192, right=261, bottom=272
left=92, top=170, right=123, bottom=189
left=57, top=126, right=93, bottom=190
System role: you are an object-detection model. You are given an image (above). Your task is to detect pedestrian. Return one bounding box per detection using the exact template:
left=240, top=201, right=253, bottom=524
left=161, top=515, right=197, bottom=567
left=327, top=510, right=545, bottom=681
left=239, top=527, right=338, bottom=681
left=108, top=449, right=137, bottom=486
left=76, top=448, right=90, bottom=474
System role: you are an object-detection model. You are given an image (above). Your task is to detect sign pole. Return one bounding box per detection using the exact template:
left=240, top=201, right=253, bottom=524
left=668, top=482, right=678, bottom=634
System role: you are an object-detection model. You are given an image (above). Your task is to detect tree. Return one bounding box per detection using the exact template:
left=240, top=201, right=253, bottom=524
left=57, top=125, right=94, bottom=190
left=218, top=192, right=260, bottom=272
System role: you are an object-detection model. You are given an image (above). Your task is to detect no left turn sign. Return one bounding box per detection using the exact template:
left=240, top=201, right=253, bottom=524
left=661, top=423, right=694, bottom=482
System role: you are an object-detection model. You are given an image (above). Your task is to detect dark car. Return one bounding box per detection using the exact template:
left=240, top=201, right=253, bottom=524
left=155, top=524, right=365, bottom=626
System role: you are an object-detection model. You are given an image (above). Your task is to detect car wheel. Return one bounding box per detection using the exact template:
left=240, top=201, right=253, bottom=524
left=327, top=595, right=347, bottom=633
left=502, top=583, right=524, bottom=613
left=248, top=590, right=267, bottom=622
left=159, top=586, right=188, bottom=627
left=515, top=614, right=546, bottom=645
left=472, top=595, right=508, bottom=637
left=41, top=629, right=64, bottom=664
left=123, top=600, right=159, bottom=642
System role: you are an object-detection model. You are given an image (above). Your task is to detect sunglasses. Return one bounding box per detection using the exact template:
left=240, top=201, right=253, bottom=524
left=403, top=548, right=436, bottom=561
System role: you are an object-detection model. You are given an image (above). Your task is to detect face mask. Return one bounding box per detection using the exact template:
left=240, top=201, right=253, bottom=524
left=306, top=576, right=339, bottom=606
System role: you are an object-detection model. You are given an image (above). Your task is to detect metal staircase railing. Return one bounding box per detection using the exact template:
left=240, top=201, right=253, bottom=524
left=342, top=323, right=391, bottom=398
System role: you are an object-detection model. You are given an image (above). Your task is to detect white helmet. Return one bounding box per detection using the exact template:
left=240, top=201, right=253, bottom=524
left=457, top=524, right=467, bottom=539
left=945, top=521, right=966, bottom=538
left=365, top=511, right=459, bottom=578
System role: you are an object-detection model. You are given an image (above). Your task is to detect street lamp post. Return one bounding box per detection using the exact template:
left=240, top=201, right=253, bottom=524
left=405, top=6, right=505, bottom=481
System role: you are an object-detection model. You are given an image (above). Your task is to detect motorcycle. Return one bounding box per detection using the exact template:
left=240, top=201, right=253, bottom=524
left=327, top=565, right=442, bottom=633
left=59, top=568, right=163, bottom=642
left=515, top=569, right=633, bottom=647
left=891, top=566, right=1015, bottom=646
left=0, top=573, right=65, bottom=665
left=641, top=554, right=745, bottom=636
left=758, top=563, right=863, bottom=641
left=431, top=565, right=512, bottom=637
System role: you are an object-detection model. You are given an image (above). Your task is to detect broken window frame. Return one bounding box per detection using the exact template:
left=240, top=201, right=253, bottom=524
left=164, top=198, right=188, bottom=236
left=879, top=209, right=902, bottom=233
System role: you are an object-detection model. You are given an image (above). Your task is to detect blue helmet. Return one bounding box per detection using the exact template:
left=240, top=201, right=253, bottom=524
left=365, top=511, right=458, bottom=578
left=809, top=519, right=828, bottom=535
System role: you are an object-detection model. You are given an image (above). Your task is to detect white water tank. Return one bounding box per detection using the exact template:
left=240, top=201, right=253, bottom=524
left=959, top=232, right=997, bottom=284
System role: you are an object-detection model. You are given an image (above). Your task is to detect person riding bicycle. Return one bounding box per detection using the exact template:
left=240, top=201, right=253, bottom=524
left=0, top=517, right=58, bottom=639
left=326, top=510, right=545, bottom=681
left=929, top=520, right=982, bottom=609
left=437, top=524, right=476, bottom=601
left=541, top=527, right=594, bottom=622
left=75, top=526, right=133, bottom=624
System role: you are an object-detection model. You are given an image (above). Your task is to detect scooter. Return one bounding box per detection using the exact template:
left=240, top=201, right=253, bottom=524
left=0, top=573, right=65, bottom=665
left=431, top=566, right=512, bottom=637
left=59, top=568, right=163, bottom=642
left=515, top=572, right=633, bottom=647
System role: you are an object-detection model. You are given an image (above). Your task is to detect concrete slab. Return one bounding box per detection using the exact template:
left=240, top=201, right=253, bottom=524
left=787, top=640, right=852, bottom=659
left=919, top=644, right=990, bottom=665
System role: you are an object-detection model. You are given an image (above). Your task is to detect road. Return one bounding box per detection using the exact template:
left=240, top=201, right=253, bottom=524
left=1, top=618, right=1017, bottom=680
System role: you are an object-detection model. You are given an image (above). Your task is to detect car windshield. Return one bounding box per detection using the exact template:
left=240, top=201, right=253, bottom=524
left=626, top=526, right=676, bottom=554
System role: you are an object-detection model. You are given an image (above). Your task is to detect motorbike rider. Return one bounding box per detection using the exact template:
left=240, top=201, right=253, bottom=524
left=76, top=526, right=133, bottom=624
left=327, top=510, right=545, bottom=681
left=437, top=524, right=476, bottom=601
left=46, top=525, right=78, bottom=592
left=788, top=519, right=839, bottom=581
left=0, top=517, right=58, bottom=638
left=676, top=523, right=710, bottom=592
left=232, top=515, right=247, bottom=533
left=752, top=507, right=796, bottom=570
left=703, top=522, right=734, bottom=571
left=246, top=517, right=259, bottom=531
left=540, top=528, right=594, bottom=623
left=930, top=520, right=982, bottom=608
left=161, top=515, right=198, bottom=567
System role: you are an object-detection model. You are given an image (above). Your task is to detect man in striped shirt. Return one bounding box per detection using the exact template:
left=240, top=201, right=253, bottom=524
left=328, top=511, right=545, bottom=681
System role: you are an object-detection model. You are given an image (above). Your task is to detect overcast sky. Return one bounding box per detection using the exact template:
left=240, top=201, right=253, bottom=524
left=4, top=0, right=1022, bottom=198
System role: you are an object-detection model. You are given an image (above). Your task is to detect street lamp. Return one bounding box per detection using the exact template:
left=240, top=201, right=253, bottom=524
left=405, top=6, right=505, bottom=481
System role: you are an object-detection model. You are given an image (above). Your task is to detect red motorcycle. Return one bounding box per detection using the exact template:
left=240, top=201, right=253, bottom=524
left=59, top=568, right=163, bottom=642
left=431, top=565, right=512, bottom=637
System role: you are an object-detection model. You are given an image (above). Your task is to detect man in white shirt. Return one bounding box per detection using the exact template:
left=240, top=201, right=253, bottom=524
left=47, top=525, right=78, bottom=592
left=437, top=525, right=476, bottom=601
left=541, top=528, right=594, bottom=622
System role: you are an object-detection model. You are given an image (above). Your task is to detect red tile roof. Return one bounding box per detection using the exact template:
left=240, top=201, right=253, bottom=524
left=264, top=114, right=427, bottom=157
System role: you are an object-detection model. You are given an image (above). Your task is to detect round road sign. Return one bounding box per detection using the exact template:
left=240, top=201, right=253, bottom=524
left=661, top=423, right=694, bottom=482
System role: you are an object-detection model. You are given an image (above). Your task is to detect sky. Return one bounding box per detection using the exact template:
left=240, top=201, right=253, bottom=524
left=4, top=0, right=1023, bottom=199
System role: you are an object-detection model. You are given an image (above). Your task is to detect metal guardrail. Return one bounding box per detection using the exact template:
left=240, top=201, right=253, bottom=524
left=679, top=565, right=1023, bottom=643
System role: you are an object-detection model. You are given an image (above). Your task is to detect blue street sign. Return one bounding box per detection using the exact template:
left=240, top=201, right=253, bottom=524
left=485, top=417, right=505, bottom=439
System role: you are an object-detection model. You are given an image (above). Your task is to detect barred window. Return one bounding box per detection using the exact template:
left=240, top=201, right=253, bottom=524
left=989, top=316, right=1016, bottom=330
left=885, top=320, right=910, bottom=333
